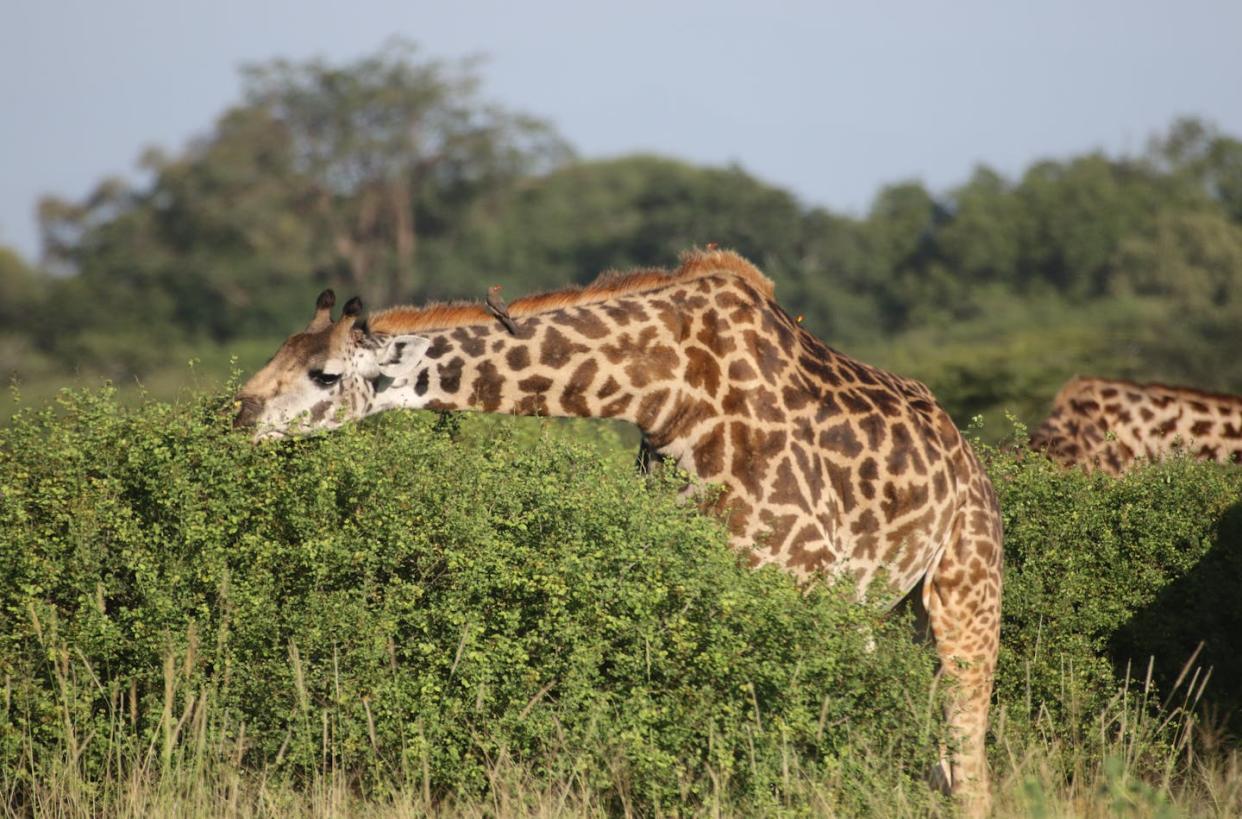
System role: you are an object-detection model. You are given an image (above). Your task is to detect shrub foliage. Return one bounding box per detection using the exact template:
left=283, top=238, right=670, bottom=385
left=0, top=388, right=944, bottom=812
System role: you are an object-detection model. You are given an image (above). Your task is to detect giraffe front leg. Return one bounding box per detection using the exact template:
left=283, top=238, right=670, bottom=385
left=924, top=537, right=1001, bottom=817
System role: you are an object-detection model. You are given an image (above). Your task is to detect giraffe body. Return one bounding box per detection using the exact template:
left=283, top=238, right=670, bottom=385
left=1032, top=376, right=1242, bottom=475
left=236, top=250, right=1002, bottom=811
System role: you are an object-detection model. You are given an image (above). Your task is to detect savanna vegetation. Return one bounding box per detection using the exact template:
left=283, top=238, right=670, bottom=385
left=3, top=39, right=1242, bottom=817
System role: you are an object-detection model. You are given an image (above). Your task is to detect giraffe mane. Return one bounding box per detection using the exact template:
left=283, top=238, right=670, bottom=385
left=367, top=248, right=774, bottom=335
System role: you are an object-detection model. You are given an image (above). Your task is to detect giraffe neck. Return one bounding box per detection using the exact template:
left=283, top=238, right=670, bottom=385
left=366, top=294, right=707, bottom=453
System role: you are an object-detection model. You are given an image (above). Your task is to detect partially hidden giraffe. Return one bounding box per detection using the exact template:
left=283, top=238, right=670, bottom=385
left=234, top=249, right=1003, bottom=812
left=1031, top=376, right=1242, bottom=475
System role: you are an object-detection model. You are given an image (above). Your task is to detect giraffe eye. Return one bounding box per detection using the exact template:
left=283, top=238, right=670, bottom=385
left=310, top=369, right=341, bottom=387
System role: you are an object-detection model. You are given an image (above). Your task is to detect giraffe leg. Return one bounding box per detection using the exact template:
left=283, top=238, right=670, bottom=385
left=924, top=519, right=1002, bottom=817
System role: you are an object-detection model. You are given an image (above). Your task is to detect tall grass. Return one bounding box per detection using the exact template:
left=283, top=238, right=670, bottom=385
left=4, top=633, right=1240, bottom=818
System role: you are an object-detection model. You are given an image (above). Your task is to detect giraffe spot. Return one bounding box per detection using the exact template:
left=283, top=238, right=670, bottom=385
left=601, top=327, right=679, bottom=387
left=1223, top=423, right=1242, bottom=439
left=596, top=376, right=621, bottom=399
left=696, top=310, right=737, bottom=356
left=758, top=510, right=799, bottom=555
left=601, top=394, right=633, bottom=418
left=792, top=417, right=815, bottom=445
left=1139, top=406, right=1154, bottom=421
left=600, top=300, right=648, bottom=326
left=860, top=387, right=901, bottom=417
left=722, top=387, right=749, bottom=416
left=1155, top=418, right=1178, bottom=437
left=309, top=400, right=333, bottom=423
left=840, top=390, right=872, bottom=414
left=849, top=510, right=881, bottom=560
left=560, top=308, right=610, bottom=339
left=722, top=497, right=753, bottom=537
left=858, top=413, right=887, bottom=449
left=881, top=480, right=930, bottom=524
left=1189, top=400, right=1209, bottom=413
left=932, top=472, right=948, bottom=502
left=1070, top=398, right=1100, bottom=414
left=754, top=389, right=785, bottom=423
left=560, top=359, right=598, bottom=416
left=515, top=375, right=552, bottom=415
left=437, top=357, right=465, bottom=394
left=651, top=393, right=717, bottom=446
left=1198, top=444, right=1219, bottom=460
left=414, top=369, right=430, bottom=396
left=1190, top=419, right=1214, bottom=437
left=490, top=339, right=507, bottom=353
left=685, top=347, right=722, bottom=396
left=768, top=457, right=811, bottom=513
left=787, top=524, right=832, bottom=572
left=471, top=361, right=505, bottom=411
left=636, top=388, right=671, bottom=430
left=451, top=327, right=487, bottom=357
left=820, top=421, right=862, bottom=458
left=693, top=423, right=727, bottom=476
left=730, top=423, right=786, bottom=497
left=506, top=346, right=531, bottom=371
left=858, top=457, right=879, bottom=500
left=729, top=359, right=758, bottom=381
left=540, top=326, right=589, bottom=368
left=782, top=384, right=811, bottom=411
left=1100, top=387, right=1118, bottom=398
left=745, top=330, right=786, bottom=383
left=425, top=336, right=452, bottom=360
left=886, top=422, right=925, bottom=476
left=845, top=360, right=879, bottom=386
left=826, top=460, right=856, bottom=514
left=798, top=353, right=838, bottom=387
left=791, top=444, right=824, bottom=500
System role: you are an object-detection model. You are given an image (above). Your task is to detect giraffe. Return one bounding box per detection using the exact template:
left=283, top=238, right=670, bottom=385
left=234, top=249, right=1003, bottom=812
left=1031, top=376, right=1242, bottom=475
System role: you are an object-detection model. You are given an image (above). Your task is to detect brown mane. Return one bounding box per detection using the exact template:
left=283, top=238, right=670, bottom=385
left=367, top=248, right=774, bottom=335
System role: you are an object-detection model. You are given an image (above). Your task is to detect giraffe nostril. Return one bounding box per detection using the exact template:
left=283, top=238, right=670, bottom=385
left=233, top=397, right=263, bottom=429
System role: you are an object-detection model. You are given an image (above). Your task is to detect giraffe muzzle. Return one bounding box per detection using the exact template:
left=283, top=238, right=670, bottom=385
left=232, top=396, right=264, bottom=430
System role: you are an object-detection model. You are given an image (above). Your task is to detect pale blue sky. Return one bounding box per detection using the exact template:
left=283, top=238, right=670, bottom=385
left=3, top=0, right=1241, bottom=262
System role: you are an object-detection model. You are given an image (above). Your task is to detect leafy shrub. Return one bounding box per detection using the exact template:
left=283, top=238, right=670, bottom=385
left=0, top=387, right=943, bottom=813
left=982, top=433, right=1242, bottom=738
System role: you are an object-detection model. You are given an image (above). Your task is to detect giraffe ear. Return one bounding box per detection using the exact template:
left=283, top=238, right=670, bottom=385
left=375, top=334, right=432, bottom=380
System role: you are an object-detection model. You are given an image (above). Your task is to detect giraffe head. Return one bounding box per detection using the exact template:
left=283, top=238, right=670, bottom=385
left=233, top=290, right=431, bottom=440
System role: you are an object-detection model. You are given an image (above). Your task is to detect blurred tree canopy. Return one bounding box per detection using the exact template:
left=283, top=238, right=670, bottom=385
left=7, top=37, right=1242, bottom=428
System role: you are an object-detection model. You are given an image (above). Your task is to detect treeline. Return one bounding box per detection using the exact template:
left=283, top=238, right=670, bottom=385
left=4, top=40, right=1242, bottom=425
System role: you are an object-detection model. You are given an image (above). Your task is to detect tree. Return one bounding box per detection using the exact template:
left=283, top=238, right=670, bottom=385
left=240, top=39, right=570, bottom=305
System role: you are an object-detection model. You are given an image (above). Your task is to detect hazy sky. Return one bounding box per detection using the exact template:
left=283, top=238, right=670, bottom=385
left=3, top=0, right=1241, bottom=262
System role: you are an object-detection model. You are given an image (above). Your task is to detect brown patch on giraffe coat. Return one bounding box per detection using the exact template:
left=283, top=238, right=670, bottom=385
left=729, top=359, right=758, bottom=381
left=600, top=327, right=680, bottom=388
left=820, top=421, right=863, bottom=458
left=1190, top=419, right=1214, bottom=436
left=881, top=480, right=930, bottom=524
left=506, top=346, right=531, bottom=371
left=559, top=308, right=611, bottom=339
left=787, top=524, right=832, bottom=573
left=560, top=360, right=598, bottom=416
left=685, top=347, right=722, bottom=396
left=692, top=423, right=727, bottom=477
left=451, top=327, right=487, bottom=357
left=858, top=457, right=879, bottom=500
left=758, top=509, right=799, bottom=554
left=767, top=457, right=812, bottom=513
left=471, top=361, right=505, bottom=411
left=729, top=423, right=786, bottom=497
left=636, top=388, right=671, bottom=430
left=651, top=393, right=717, bottom=446
left=437, top=357, right=465, bottom=394
left=601, top=394, right=633, bottom=418
left=540, top=326, right=589, bottom=368
left=424, top=336, right=452, bottom=360
left=744, top=330, right=785, bottom=383
left=596, top=376, right=621, bottom=399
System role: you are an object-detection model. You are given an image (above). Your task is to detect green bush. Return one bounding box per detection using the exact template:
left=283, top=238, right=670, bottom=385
left=0, top=387, right=943, bottom=813
left=982, top=432, right=1242, bottom=737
